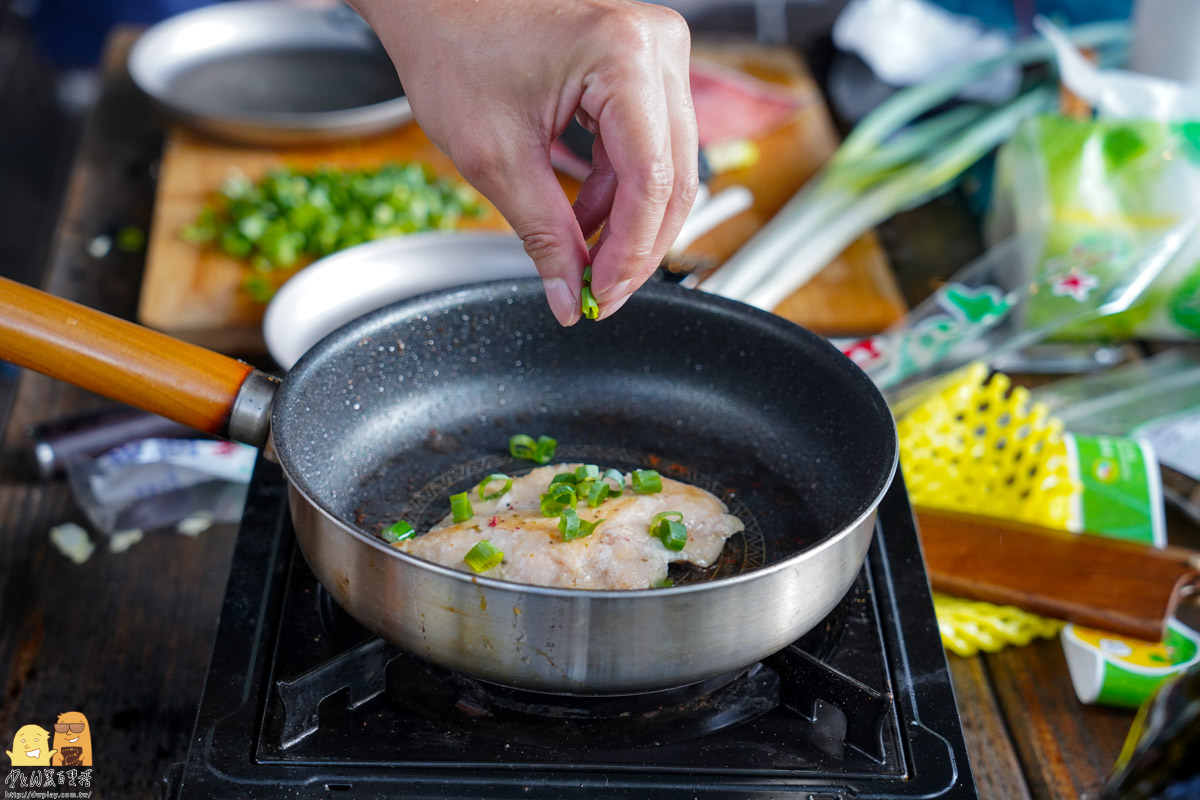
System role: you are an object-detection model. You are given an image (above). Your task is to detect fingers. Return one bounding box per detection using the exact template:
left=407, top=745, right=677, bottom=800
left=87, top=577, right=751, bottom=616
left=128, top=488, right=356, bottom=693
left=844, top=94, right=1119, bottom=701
left=584, top=77, right=673, bottom=307
left=458, top=138, right=590, bottom=326
left=572, top=135, right=618, bottom=241
left=584, top=8, right=698, bottom=311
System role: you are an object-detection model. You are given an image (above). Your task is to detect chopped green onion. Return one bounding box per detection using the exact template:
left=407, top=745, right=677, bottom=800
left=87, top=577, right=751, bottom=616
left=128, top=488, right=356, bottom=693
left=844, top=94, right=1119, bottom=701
left=601, top=468, right=625, bottom=496
left=580, top=264, right=600, bottom=320
left=650, top=511, right=684, bottom=528
left=464, top=540, right=503, bottom=572
left=183, top=162, right=485, bottom=301
left=632, top=469, right=663, bottom=494
left=509, top=433, right=557, bottom=464
left=655, top=577, right=675, bottom=588
left=549, top=472, right=579, bottom=486
left=585, top=480, right=609, bottom=508
left=540, top=483, right=577, bottom=517
left=509, top=434, right=537, bottom=459
left=450, top=491, right=474, bottom=523
left=653, top=519, right=688, bottom=551
left=381, top=519, right=415, bottom=543
left=477, top=473, right=512, bottom=501
left=575, top=464, right=600, bottom=481
left=558, top=508, right=603, bottom=542
left=581, top=286, right=599, bottom=320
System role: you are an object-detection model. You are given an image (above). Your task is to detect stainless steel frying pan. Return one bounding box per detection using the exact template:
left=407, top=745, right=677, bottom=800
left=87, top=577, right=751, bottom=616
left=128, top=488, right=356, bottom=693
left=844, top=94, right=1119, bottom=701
left=0, top=276, right=896, bottom=693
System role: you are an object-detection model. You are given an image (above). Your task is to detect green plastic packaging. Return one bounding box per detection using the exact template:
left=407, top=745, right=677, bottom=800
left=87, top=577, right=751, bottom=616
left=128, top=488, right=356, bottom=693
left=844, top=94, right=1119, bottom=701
left=991, top=114, right=1200, bottom=341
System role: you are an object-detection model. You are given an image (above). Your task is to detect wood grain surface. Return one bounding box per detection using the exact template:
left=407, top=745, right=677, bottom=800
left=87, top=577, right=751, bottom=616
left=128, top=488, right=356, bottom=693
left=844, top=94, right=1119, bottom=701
left=0, top=27, right=1157, bottom=800
left=138, top=44, right=905, bottom=354
left=918, top=505, right=1200, bottom=642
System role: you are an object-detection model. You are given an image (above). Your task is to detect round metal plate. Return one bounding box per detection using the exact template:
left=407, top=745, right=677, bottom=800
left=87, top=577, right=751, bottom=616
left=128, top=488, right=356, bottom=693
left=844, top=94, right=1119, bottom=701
left=129, top=1, right=411, bottom=145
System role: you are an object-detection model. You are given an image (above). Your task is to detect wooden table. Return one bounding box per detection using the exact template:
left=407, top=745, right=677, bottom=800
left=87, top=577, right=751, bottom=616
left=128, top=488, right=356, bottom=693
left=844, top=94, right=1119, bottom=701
left=0, top=27, right=1179, bottom=800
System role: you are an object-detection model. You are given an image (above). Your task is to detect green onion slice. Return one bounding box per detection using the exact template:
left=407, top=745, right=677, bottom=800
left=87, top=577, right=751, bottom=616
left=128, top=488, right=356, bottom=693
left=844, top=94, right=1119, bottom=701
left=450, top=491, right=474, bottom=523
left=601, top=468, right=625, bottom=496
left=580, top=265, right=599, bottom=320
left=381, top=519, right=415, bottom=543
left=558, top=508, right=603, bottom=542
left=464, top=540, right=503, bottom=572
left=585, top=480, right=609, bottom=508
left=509, top=433, right=557, bottom=464
left=653, top=519, right=688, bottom=551
left=650, top=511, right=684, bottom=528
left=549, top=472, right=579, bottom=486
left=655, top=577, right=675, bottom=588
left=632, top=469, right=663, bottom=494
left=575, top=464, right=600, bottom=481
left=540, top=483, right=577, bottom=517
left=508, top=434, right=536, bottom=460
left=581, top=286, right=600, bottom=320
left=477, top=473, right=512, bottom=501
left=535, top=435, right=557, bottom=463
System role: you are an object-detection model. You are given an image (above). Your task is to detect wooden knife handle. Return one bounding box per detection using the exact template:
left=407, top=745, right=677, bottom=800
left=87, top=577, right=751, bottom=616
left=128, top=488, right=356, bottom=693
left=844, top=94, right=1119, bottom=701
left=916, top=505, right=1200, bottom=642
left=0, top=276, right=254, bottom=436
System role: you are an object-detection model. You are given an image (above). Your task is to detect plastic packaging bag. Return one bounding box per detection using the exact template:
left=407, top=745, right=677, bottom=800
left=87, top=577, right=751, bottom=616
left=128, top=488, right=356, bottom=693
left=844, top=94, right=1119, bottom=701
left=839, top=214, right=1197, bottom=393
left=66, top=438, right=256, bottom=539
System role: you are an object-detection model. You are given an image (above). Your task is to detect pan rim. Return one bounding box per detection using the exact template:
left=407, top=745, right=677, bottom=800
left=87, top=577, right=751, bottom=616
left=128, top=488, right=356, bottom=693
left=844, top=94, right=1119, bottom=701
left=274, top=278, right=899, bottom=596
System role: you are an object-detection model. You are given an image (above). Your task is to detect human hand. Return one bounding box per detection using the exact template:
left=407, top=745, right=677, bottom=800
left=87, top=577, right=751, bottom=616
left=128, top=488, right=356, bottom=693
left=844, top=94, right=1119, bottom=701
left=348, top=0, right=699, bottom=325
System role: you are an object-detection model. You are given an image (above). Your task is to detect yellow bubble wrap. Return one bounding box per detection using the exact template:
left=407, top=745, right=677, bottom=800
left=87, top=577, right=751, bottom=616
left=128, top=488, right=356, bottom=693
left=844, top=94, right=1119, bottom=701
left=898, top=362, right=1078, bottom=529
left=933, top=593, right=1063, bottom=657
left=899, top=363, right=1075, bottom=654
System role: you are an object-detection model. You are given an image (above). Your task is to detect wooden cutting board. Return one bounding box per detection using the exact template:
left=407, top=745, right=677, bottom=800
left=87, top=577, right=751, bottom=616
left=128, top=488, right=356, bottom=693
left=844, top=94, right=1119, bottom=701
left=138, top=43, right=906, bottom=355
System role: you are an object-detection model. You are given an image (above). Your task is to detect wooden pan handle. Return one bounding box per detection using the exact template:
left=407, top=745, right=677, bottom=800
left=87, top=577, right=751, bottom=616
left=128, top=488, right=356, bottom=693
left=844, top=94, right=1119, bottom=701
left=0, top=276, right=271, bottom=440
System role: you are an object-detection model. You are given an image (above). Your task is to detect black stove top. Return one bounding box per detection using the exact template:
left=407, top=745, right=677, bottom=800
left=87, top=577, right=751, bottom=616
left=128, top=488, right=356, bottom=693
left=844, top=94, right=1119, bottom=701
left=162, top=460, right=976, bottom=799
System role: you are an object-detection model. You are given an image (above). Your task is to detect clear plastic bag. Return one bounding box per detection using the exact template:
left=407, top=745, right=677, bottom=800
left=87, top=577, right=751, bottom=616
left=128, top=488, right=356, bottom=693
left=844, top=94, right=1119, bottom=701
left=66, top=438, right=257, bottom=539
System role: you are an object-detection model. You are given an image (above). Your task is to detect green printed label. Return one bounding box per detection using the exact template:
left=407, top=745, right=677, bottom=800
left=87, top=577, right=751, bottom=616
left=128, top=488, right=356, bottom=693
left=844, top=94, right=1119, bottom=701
left=1069, top=434, right=1162, bottom=546
left=1063, top=622, right=1200, bottom=708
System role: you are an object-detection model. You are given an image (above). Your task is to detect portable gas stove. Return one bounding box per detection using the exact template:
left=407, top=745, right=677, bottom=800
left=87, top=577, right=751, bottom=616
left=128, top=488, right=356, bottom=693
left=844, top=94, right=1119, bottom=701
left=162, top=460, right=976, bottom=798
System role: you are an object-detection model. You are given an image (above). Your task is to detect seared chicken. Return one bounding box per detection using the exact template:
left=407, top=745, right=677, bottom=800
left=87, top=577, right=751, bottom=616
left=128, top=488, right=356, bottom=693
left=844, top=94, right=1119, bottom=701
left=394, top=463, right=743, bottom=589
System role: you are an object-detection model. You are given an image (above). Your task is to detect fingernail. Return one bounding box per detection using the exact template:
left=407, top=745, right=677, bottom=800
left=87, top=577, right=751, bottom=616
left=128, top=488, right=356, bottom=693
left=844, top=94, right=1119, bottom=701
left=544, top=278, right=578, bottom=326
left=593, top=278, right=632, bottom=306
left=596, top=291, right=632, bottom=321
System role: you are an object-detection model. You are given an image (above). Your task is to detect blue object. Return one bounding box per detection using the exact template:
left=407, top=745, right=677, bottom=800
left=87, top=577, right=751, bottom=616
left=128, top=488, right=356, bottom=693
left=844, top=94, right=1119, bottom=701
left=28, top=0, right=222, bottom=68
left=928, top=0, right=1133, bottom=31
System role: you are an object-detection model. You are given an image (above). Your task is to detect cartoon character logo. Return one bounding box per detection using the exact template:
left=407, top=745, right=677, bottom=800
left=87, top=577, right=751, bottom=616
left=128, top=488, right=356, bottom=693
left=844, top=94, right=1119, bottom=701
left=51, top=711, right=91, bottom=767
left=6, top=724, right=57, bottom=766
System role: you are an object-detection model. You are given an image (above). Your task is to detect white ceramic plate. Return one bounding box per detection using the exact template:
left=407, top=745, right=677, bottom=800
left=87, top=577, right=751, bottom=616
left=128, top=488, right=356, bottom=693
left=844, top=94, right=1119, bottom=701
left=263, top=232, right=536, bottom=369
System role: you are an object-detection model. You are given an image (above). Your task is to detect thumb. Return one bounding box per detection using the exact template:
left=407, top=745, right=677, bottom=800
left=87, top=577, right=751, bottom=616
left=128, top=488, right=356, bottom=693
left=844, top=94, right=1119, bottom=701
left=463, top=150, right=589, bottom=326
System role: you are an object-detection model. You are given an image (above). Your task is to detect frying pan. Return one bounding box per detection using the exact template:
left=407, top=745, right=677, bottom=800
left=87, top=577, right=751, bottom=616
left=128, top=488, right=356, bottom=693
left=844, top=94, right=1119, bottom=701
left=0, top=276, right=897, bottom=693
